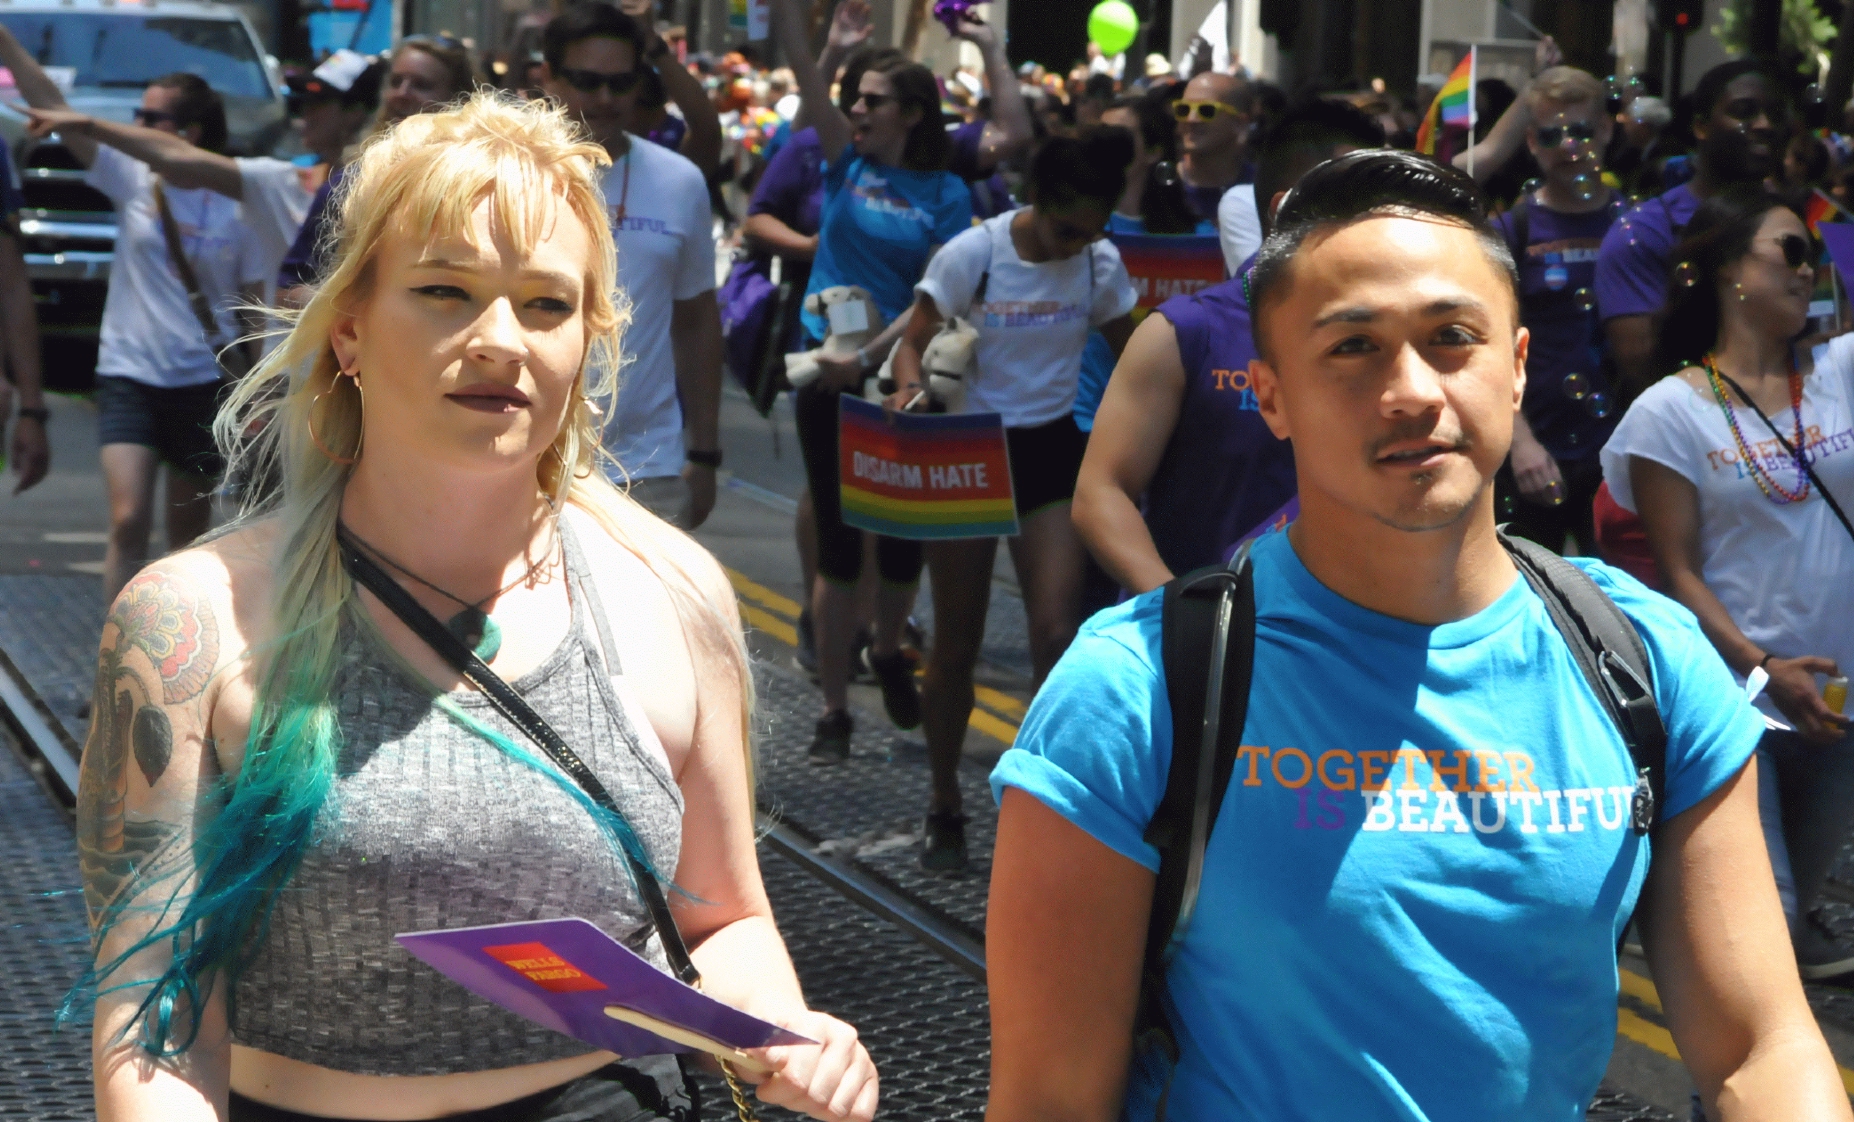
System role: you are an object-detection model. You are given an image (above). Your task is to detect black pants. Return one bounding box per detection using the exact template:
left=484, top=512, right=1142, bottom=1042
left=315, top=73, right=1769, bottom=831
left=227, top=1056, right=699, bottom=1122
left=794, top=383, right=924, bottom=587
left=1496, top=453, right=1603, bottom=556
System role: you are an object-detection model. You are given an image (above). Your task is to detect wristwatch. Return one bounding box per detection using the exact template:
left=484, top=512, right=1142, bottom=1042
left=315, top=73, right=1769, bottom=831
left=15, top=406, right=47, bottom=423
left=685, top=448, right=722, bottom=468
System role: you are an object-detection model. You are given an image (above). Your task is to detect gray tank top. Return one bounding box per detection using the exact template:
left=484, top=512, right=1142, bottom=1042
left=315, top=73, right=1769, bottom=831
left=232, top=522, right=686, bottom=1075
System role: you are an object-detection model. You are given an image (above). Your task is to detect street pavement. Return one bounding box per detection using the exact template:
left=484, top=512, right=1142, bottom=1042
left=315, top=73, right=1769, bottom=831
left=11, top=380, right=1854, bottom=1117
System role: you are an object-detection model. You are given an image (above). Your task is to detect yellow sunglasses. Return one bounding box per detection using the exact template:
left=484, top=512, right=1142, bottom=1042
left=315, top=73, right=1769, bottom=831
left=1173, top=99, right=1243, bottom=121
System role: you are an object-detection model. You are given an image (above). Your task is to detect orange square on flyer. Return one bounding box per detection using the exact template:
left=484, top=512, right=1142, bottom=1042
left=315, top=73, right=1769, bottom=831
left=483, top=941, right=609, bottom=993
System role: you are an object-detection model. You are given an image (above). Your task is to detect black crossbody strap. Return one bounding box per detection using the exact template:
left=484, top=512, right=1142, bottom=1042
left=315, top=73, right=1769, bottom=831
left=1145, top=540, right=1257, bottom=972
left=1714, top=369, right=1854, bottom=546
left=1502, top=533, right=1665, bottom=834
left=335, top=526, right=700, bottom=986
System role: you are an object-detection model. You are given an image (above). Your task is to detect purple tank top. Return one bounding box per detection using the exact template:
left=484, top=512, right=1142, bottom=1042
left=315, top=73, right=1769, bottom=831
left=1143, top=267, right=1297, bottom=576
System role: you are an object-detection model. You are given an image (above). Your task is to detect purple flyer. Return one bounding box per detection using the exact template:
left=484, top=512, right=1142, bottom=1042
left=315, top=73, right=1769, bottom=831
left=396, top=918, right=813, bottom=1060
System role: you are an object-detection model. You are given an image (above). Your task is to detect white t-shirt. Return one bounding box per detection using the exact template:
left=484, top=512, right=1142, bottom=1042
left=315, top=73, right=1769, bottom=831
left=1600, top=338, right=1854, bottom=720
left=1217, top=183, right=1261, bottom=275
left=87, top=146, right=269, bottom=388
left=597, top=135, right=716, bottom=480
left=233, top=157, right=314, bottom=302
left=915, top=209, right=1137, bottom=428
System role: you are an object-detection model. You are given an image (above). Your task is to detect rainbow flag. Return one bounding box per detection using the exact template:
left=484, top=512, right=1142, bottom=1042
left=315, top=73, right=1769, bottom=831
left=1805, top=188, right=1848, bottom=234
left=1416, top=49, right=1475, bottom=156
left=837, top=397, right=1018, bottom=540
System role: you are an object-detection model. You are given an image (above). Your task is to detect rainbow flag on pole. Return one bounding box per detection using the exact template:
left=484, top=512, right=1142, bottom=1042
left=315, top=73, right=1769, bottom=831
left=1416, top=48, right=1476, bottom=157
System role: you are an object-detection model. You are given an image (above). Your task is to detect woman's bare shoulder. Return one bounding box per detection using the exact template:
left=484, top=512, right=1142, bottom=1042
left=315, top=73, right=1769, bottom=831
left=106, top=519, right=284, bottom=667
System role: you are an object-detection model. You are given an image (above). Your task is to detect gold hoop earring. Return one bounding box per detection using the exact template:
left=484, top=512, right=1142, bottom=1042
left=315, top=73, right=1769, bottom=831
left=308, top=370, right=363, bottom=465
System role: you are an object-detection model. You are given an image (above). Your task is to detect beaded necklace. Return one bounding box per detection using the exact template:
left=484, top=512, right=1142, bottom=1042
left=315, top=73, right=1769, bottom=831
left=1700, top=352, right=1812, bottom=504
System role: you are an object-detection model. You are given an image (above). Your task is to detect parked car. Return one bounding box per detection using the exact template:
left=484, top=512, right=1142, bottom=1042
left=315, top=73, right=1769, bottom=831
left=0, top=0, right=287, bottom=391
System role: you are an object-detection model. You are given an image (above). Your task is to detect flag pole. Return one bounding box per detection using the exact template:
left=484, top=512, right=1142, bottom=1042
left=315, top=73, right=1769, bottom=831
left=1467, top=45, right=1478, bottom=180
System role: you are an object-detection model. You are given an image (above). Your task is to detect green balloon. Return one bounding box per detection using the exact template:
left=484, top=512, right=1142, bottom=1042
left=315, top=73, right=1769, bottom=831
left=1087, top=0, right=1139, bottom=57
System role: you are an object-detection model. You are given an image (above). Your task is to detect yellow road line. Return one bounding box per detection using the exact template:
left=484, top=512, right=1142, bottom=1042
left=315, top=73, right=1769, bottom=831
left=726, top=567, right=804, bottom=620
left=974, top=684, right=1027, bottom=721
left=1618, top=968, right=1661, bottom=1010
left=967, top=706, right=1019, bottom=746
left=1616, top=1006, right=1679, bottom=1059
left=740, top=603, right=797, bottom=647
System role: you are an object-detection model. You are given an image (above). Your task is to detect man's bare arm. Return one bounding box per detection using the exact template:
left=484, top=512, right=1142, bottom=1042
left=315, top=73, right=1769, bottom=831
left=1072, top=313, right=1188, bottom=594
left=1642, top=762, right=1852, bottom=1121
left=26, top=109, right=243, bottom=198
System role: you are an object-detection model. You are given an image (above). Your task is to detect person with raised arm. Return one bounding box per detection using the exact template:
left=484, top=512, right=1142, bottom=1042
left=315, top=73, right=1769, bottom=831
left=76, top=91, right=877, bottom=1122
left=767, top=0, right=972, bottom=762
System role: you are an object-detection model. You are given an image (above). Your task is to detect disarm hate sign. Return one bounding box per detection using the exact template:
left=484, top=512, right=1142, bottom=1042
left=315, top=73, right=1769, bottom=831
left=837, top=396, right=1018, bottom=540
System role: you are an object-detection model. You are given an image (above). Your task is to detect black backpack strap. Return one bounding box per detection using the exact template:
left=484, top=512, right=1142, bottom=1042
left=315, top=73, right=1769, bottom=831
left=1502, top=533, right=1666, bottom=834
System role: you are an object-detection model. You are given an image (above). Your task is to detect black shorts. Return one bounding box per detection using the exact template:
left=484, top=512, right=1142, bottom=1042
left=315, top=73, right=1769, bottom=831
left=227, top=1055, right=698, bottom=1122
left=1005, top=414, right=1087, bottom=519
left=94, top=375, right=227, bottom=478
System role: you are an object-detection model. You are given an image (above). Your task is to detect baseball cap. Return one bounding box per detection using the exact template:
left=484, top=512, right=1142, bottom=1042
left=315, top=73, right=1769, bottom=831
left=288, top=49, right=383, bottom=109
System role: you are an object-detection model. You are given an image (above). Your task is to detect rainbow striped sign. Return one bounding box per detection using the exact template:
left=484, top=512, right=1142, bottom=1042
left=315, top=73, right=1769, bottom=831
left=1110, top=232, right=1227, bottom=311
left=838, top=396, right=1018, bottom=540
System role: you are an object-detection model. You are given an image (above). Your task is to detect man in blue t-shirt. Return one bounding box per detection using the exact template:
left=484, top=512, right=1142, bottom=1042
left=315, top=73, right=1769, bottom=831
left=1075, top=97, right=1380, bottom=595
left=988, top=149, right=1845, bottom=1122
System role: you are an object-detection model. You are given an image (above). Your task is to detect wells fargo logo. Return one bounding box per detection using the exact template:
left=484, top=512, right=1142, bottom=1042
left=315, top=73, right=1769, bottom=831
left=483, top=941, right=609, bottom=993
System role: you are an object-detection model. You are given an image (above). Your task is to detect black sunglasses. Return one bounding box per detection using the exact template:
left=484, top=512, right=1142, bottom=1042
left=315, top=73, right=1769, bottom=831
left=133, top=108, right=181, bottom=127
left=1772, top=233, right=1818, bottom=269
left=854, top=92, right=895, bottom=110
left=558, top=67, right=643, bottom=95
left=1535, top=122, right=1596, bottom=147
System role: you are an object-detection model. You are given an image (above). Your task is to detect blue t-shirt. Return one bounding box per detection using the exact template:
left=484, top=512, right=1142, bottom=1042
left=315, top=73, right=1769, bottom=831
left=801, top=150, right=972, bottom=342
left=1072, top=330, right=1115, bottom=431
left=1492, top=197, right=1624, bottom=462
left=992, top=531, right=1762, bottom=1122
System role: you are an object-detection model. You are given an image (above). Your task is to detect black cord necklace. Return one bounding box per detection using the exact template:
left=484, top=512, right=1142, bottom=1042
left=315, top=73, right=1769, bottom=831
left=338, top=518, right=560, bottom=662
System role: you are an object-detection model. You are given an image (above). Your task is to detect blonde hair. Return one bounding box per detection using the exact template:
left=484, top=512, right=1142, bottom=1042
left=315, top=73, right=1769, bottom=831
left=1528, top=66, right=1605, bottom=113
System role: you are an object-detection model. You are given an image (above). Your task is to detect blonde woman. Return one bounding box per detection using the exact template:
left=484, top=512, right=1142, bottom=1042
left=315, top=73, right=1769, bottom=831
left=75, top=92, right=876, bottom=1122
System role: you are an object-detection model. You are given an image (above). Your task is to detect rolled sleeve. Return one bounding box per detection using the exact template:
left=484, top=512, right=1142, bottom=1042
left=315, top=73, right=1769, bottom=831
left=990, top=604, right=1172, bottom=871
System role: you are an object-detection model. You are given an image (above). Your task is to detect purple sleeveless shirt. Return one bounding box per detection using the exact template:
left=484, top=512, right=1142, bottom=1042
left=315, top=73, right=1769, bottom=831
left=1143, top=266, right=1297, bottom=575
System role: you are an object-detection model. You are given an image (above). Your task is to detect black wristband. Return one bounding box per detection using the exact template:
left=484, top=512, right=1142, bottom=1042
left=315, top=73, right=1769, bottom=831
left=15, top=406, right=48, bottom=423
left=685, top=448, right=721, bottom=468
left=1758, top=651, right=1776, bottom=670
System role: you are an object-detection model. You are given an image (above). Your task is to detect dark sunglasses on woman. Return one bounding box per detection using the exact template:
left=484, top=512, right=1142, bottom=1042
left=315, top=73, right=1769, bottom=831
left=1535, top=122, right=1596, bottom=147
left=558, top=67, right=643, bottom=95
left=134, top=108, right=181, bottom=127
left=1773, top=233, right=1819, bottom=269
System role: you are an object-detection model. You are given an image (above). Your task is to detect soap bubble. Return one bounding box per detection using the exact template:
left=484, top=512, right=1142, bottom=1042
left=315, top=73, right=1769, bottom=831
left=1573, top=287, right=1596, bottom=312
left=1154, top=160, right=1179, bottom=188
left=1570, top=172, right=1599, bottom=203
left=1585, top=391, right=1614, bottom=419
left=1562, top=372, right=1591, bottom=401
left=1673, top=260, right=1700, bottom=287
left=1499, top=493, right=1518, bottom=520
left=1605, top=76, right=1624, bottom=114
left=1521, top=177, right=1544, bottom=196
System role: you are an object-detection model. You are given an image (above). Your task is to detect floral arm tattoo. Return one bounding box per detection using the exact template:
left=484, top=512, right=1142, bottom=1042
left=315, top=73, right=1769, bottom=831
left=78, top=572, right=220, bottom=931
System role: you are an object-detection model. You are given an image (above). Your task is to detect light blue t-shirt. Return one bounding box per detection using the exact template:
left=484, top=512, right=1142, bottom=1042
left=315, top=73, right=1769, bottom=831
left=801, top=149, right=972, bottom=343
left=992, top=531, right=1763, bottom=1122
left=1072, top=331, right=1114, bottom=432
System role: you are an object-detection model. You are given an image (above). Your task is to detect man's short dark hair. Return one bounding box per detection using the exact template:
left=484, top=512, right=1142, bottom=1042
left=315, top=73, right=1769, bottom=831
left=151, top=72, right=227, bottom=153
left=543, top=2, right=646, bottom=74
left=1082, top=73, right=1116, bottom=102
left=1247, top=149, right=1516, bottom=360
left=1253, top=96, right=1386, bottom=237
left=1691, top=59, right=1781, bottom=121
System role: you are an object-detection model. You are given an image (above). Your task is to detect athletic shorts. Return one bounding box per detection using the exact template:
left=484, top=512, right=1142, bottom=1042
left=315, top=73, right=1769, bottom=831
left=227, top=1055, right=698, bottom=1122
left=1005, top=414, right=1088, bottom=519
left=94, top=375, right=227, bottom=478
